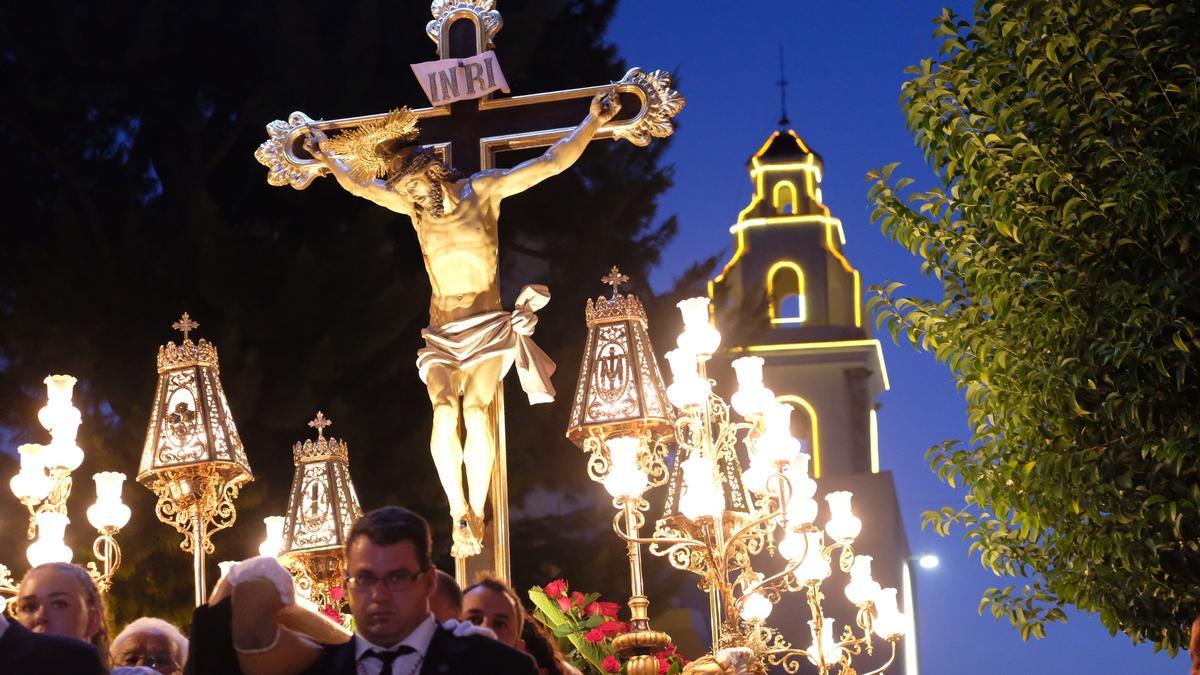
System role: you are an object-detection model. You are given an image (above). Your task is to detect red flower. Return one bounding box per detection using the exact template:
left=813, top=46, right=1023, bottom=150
left=329, top=586, right=344, bottom=602
left=556, top=595, right=574, bottom=613
left=596, top=620, right=628, bottom=637
left=584, top=627, right=607, bottom=643
left=586, top=600, right=621, bottom=618
left=571, top=591, right=586, bottom=607
left=320, top=604, right=341, bottom=621
left=602, top=655, right=622, bottom=673
left=544, top=579, right=568, bottom=598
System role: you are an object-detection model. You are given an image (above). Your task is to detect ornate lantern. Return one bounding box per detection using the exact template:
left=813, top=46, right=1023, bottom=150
left=137, top=313, right=253, bottom=606
left=279, top=412, right=363, bottom=608
left=566, top=268, right=676, bottom=675
left=567, top=267, right=674, bottom=448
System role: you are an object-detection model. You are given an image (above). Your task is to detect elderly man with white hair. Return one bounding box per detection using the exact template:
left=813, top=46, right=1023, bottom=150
left=110, top=617, right=188, bottom=675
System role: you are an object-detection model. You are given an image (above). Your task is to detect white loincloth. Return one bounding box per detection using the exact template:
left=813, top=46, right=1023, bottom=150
left=416, top=284, right=556, bottom=404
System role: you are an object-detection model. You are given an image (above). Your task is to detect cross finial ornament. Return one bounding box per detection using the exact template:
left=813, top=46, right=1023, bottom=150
left=172, top=313, right=199, bottom=342
left=308, top=411, right=332, bottom=439
left=602, top=266, right=630, bottom=298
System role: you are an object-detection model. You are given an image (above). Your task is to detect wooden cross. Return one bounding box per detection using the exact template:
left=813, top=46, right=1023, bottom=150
left=171, top=312, right=199, bottom=342
left=257, top=1, right=683, bottom=187
left=308, top=411, right=332, bottom=440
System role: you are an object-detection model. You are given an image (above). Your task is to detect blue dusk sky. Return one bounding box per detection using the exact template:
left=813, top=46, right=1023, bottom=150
left=607, top=2, right=1180, bottom=673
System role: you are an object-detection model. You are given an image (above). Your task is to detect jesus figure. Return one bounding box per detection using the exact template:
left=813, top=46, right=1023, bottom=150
left=304, top=91, right=621, bottom=556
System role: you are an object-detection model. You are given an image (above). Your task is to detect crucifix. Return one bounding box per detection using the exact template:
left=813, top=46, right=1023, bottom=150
left=256, top=0, right=683, bottom=586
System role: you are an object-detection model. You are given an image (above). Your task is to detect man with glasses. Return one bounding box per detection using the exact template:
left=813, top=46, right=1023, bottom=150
left=195, top=506, right=537, bottom=675
left=111, top=617, right=188, bottom=674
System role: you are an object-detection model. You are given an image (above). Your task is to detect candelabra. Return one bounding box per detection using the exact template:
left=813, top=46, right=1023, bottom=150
left=569, top=279, right=907, bottom=675
left=2, top=375, right=131, bottom=601
left=137, top=314, right=253, bottom=606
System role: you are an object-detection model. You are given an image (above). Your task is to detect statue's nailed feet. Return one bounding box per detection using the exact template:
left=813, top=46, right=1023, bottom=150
left=451, top=512, right=484, bottom=558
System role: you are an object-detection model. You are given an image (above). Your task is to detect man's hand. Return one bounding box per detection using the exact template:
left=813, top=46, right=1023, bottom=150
left=303, top=125, right=330, bottom=159
left=589, top=89, right=621, bottom=125
left=209, top=555, right=297, bottom=606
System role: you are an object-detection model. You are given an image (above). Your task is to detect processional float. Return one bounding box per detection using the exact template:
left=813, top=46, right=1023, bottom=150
left=255, top=0, right=683, bottom=586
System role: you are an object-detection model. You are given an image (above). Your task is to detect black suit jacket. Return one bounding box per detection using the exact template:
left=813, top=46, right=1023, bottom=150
left=0, top=619, right=105, bottom=675
left=184, top=596, right=245, bottom=675
left=305, top=624, right=539, bottom=675
left=184, top=598, right=537, bottom=675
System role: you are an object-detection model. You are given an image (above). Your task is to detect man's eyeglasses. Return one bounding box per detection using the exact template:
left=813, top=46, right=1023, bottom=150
left=345, top=568, right=427, bottom=593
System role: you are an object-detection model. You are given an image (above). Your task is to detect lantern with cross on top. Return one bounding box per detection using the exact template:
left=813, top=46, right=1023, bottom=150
left=137, top=313, right=254, bottom=606
left=278, top=411, right=364, bottom=609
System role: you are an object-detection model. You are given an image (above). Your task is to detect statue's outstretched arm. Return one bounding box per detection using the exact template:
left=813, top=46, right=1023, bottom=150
left=485, top=90, right=622, bottom=199
left=304, top=127, right=413, bottom=217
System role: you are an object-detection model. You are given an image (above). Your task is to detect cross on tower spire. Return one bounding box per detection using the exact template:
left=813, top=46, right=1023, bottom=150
left=777, top=44, right=790, bottom=128
left=308, top=411, right=332, bottom=439
left=172, top=312, right=199, bottom=342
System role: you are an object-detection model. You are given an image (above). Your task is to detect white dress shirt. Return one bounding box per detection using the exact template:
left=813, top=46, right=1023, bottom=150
left=353, top=613, right=438, bottom=675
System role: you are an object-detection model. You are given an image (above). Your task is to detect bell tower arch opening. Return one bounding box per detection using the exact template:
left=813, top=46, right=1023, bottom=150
left=772, top=179, right=799, bottom=214
left=767, top=260, right=806, bottom=325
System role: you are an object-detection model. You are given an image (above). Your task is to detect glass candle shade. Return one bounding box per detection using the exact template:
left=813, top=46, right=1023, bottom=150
left=603, top=436, right=649, bottom=498
left=741, top=591, right=773, bottom=622
left=679, top=455, right=724, bottom=520
left=259, top=516, right=286, bottom=557
left=27, top=511, right=73, bottom=566
left=844, top=555, right=882, bottom=606
left=87, top=472, right=131, bottom=531
left=675, top=298, right=721, bottom=356
left=825, top=491, right=862, bottom=542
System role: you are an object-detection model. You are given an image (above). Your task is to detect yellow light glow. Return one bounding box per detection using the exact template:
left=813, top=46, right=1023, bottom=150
left=777, top=394, right=820, bottom=478
left=732, top=339, right=891, bottom=391
left=772, top=180, right=799, bottom=215
left=823, top=219, right=861, bottom=327
left=738, top=136, right=830, bottom=224
left=730, top=216, right=846, bottom=244
left=869, top=408, right=879, bottom=474
left=767, top=260, right=806, bottom=324
left=709, top=228, right=747, bottom=289
left=902, top=561, right=920, bottom=675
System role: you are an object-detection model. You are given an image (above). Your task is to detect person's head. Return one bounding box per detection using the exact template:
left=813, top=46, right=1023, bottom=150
left=520, top=620, right=571, bottom=675
left=431, top=569, right=462, bottom=624
left=16, top=562, right=108, bottom=661
left=111, top=617, right=188, bottom=675
left=382, top=143, right=459, bottom=217
left=462, top=574, right=525, bottom=649
left=343, top=506, right=436, bottom=646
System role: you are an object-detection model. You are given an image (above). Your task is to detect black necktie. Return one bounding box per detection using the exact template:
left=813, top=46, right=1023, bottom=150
left=363, top=646, right=416, bottom=674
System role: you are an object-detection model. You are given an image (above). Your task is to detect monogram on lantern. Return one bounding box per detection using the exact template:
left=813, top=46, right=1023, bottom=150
left=569, top=270, right=908, bottom=675
left=2, top=375, right=131, bottom=601
left=137, top=313, right=254, bottom=606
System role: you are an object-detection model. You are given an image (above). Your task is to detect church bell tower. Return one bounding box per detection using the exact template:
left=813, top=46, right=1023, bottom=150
left=708, top=126, right=920, bottom=673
